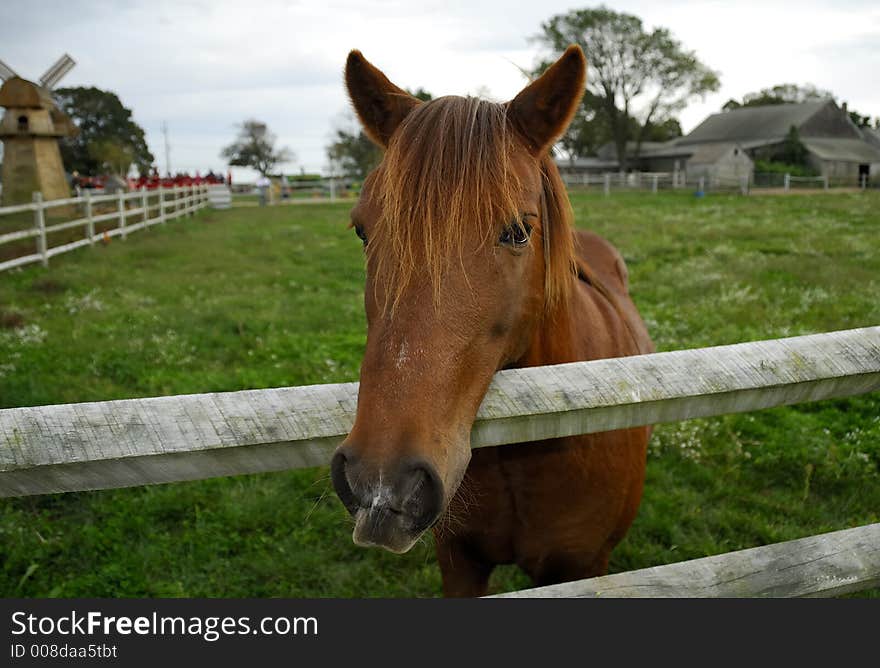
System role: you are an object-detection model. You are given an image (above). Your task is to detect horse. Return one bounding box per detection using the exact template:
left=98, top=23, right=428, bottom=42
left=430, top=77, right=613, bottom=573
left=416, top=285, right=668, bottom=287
left=330, top=45, right=654, bottom=597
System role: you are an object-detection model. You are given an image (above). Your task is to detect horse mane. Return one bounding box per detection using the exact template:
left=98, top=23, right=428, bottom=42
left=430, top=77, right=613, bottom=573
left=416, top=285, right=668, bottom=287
left=367, top=95, right=576, bottom=315
left=537, top=152, right=576, bottom=314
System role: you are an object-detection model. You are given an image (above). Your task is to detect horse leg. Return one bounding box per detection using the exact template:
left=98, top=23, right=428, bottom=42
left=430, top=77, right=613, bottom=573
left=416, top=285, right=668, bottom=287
left=434, top=538, right=493, bottom=598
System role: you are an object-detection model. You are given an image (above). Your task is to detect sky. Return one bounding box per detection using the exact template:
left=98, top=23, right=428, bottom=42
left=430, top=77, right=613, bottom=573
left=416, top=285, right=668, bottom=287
left=2, top=0, right=878, bottom=182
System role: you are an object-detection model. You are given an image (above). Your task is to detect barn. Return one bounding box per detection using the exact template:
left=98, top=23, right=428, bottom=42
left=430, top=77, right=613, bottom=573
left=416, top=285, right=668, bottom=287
left=679, top=100, right=880, bottom=183
left=556, top=99, right=880, bottom=186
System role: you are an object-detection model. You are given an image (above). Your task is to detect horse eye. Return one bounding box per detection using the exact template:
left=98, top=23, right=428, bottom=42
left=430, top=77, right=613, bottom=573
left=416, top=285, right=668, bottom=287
left=354, top=225, right=367, bottom=246
left=499, top=219, right=532, bottom=247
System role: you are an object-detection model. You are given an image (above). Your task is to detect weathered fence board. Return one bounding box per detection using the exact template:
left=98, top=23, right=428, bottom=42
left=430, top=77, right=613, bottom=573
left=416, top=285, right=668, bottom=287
left=1, top=326, right=878, bottom=498
left=492, top=523, right=880, bottom=598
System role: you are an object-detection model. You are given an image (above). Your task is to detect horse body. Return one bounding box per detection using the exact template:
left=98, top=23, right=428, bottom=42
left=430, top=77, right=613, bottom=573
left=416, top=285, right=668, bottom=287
left=330, top=46, right=654, bottom=596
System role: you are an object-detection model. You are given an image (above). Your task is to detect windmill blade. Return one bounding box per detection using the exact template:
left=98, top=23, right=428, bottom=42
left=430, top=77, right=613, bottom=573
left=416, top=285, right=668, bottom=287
left=0, top=58, right=18, bottom=82
left=39, top=53, right=76, bottom=89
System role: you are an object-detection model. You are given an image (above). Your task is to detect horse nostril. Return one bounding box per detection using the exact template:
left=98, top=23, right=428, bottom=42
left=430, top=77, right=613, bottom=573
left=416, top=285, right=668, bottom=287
left=399, top=460, right=443, bottom=531
left=330, top=448, right=360, bottom=516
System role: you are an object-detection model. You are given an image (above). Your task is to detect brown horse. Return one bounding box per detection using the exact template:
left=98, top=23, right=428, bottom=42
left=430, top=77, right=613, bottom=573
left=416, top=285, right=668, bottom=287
left=330, top=45, right=654, bottom=597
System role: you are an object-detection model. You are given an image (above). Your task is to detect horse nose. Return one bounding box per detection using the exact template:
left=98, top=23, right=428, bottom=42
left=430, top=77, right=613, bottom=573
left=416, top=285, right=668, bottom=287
left=330, top=446, right=362, bottom=516
left=331, top=446, right=444, bottom=550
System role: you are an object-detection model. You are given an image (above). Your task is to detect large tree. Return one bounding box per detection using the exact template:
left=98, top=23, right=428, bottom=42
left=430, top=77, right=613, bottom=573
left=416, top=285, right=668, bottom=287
left=533, top=6, right=719, bottom=170
left=326, top=88, right=432, bottom=180
left=557, top=91, right=682, bottom=160
left=221, top=120, right=294, bottom=176
left=54, top=86, right=154, bottom=176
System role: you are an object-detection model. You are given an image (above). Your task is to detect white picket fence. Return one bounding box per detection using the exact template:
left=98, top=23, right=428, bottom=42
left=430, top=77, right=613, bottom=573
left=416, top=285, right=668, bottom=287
left=0, top=185, right=210, bottom=273
left=560, top=171, right=876, bottom=195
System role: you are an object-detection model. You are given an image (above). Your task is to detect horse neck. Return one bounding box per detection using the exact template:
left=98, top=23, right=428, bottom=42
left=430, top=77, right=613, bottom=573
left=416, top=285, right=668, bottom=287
left=518, top=270, right=636, bottom=368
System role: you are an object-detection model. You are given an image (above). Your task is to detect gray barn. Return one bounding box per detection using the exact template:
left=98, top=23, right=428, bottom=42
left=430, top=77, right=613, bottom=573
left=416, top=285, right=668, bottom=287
left=557, top=100, right=880, bottom=185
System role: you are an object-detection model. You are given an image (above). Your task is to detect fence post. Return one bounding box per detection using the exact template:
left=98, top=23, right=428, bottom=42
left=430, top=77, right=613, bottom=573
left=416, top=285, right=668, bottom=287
left=652, top=174, right=658, bottom=194
left=861, top=173, right=867, bottom=190
left=784, top=173, right=790, bottom=192
left=117, top=190, right=127, bottom=239
left=823, top=175, right=829, bottom=191
left=740, top=175, right=749, bottom=196
left=329, top=177, right=336, bottom=202
left=141, top=186, right=149, bottom=227
left=85, top=189, right=94, bottom=244
left=158, top=187, right=166, bottom=224
left=33, top=192, right=48, bottom=268
left=603, top=173, right=611, bottom=197
left=698, top=176, right=705, bottom=194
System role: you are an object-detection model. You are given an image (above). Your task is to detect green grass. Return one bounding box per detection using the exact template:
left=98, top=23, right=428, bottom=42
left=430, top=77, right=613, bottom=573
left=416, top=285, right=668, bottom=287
left=1, top=190, right=878, bottom=597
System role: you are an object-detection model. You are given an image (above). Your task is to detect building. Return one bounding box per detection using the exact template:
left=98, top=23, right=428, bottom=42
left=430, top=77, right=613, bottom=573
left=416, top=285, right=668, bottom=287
left=557, top=99, right=880, bottom=185
left=0, top=76, right=77, bottom=205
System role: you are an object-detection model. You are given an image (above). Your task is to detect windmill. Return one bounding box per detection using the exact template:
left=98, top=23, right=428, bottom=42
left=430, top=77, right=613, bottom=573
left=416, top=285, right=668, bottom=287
left=0, top=54, right=78, bottom=205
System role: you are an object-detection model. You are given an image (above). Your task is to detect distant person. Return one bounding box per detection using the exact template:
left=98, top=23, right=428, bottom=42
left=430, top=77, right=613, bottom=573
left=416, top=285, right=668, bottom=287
left=256, top=174, right=271, bottom=206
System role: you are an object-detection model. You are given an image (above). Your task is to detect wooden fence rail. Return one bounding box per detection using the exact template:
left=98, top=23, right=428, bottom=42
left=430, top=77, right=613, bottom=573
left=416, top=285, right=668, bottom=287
left=1, top=325, right=878, bottom=598
left=0, top=185, right=209, bottom=273
left=493, top=522, right=880, bottom=598
left=1, top=326, right=878, bottom=498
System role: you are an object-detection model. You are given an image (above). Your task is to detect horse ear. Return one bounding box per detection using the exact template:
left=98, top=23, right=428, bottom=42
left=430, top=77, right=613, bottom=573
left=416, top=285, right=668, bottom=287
left=508, top=45, right=586, bottom=155
left=345, top=50, right=422, bottom=148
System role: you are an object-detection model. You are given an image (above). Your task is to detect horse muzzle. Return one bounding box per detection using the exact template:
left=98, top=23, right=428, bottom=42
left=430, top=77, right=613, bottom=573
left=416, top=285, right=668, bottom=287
left=330, top=446, right=445, bottom=554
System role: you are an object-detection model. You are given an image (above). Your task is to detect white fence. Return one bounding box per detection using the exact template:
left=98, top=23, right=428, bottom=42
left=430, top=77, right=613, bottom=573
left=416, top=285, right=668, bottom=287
left=560, top=171, right=876, bottom=195
left=0, top=185, right=210, bottom=273
left=1, top=326, right=878, bottom=597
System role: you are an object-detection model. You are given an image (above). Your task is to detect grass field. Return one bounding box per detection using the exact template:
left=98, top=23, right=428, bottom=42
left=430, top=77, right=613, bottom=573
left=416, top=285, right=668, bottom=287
left=1, top=190, right=878, bottom=597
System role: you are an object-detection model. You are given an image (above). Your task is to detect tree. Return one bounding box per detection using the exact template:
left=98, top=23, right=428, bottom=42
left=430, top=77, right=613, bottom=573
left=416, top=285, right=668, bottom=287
left=326, top=88, right=432, bottom=179
left=326, top=119, right=380, bottom=180
left=555, top=92, right=682, bottom=161
left=533, top=6, right=719, bottom=170
left=90, top=140, right=135, bottom=177
left=778, top=125, right=809, bottom=166
left=221, top=120, right=294, bottom=176
left=847, top=109, right=874, bottom=128
left=723, top=84, right=833, bottom=110
left=54, top=86, right=154, bottom=176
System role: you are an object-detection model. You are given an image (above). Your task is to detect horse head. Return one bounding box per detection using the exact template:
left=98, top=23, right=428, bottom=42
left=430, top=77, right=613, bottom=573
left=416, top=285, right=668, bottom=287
left=331, top=46, right=586, bottom=553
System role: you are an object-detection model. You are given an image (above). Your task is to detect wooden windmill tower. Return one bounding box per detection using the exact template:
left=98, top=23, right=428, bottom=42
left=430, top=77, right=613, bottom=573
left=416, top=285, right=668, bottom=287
left=0, top=54, right=78, bottom=206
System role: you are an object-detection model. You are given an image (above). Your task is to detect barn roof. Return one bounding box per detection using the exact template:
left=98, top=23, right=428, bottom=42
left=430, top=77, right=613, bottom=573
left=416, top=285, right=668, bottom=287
left=678, top=100, right=831, bottom=145
left=596, top=140, right=692, bottom=160
left=801, top=138, right=880, bottom=163
left=555, top=156, right=617, bottom=170
left=861, top=127, right=880, bottom=150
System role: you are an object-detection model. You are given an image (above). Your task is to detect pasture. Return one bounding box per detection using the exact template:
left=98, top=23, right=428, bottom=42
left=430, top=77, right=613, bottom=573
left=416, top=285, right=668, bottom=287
left=1, top=190, right=878, bottom=597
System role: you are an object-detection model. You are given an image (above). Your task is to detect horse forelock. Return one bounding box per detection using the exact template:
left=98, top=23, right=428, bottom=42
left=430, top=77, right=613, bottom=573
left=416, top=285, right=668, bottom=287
left=366, top=95, right=575, bottom=315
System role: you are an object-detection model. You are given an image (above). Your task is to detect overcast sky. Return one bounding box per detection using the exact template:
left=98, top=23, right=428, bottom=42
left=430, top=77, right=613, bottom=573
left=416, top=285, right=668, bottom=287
left=2, top=0, right=878, bottom=181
